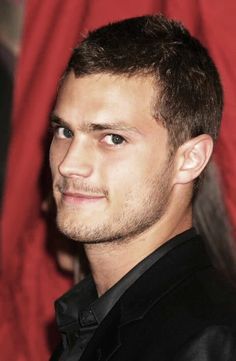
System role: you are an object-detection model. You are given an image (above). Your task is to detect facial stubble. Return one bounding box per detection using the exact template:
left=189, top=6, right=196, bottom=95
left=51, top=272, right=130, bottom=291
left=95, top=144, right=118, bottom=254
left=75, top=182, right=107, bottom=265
left=55, top=159, right=174, bottom=245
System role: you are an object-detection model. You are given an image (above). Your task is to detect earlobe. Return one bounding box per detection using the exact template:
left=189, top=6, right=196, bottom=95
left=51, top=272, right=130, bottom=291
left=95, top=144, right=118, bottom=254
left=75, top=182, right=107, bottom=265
left=173, top=134, right=214, bottom=185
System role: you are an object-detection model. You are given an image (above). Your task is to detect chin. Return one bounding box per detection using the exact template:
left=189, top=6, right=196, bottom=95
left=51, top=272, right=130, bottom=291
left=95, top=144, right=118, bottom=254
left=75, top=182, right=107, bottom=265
left=56, top=213, right=97, bottom=242
left=56, top=215, right=123, bottom=244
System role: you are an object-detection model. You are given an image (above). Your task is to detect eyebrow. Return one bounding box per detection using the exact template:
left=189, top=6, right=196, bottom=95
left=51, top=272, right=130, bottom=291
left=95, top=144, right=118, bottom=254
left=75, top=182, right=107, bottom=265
left=50, top=114, right=69, bottom=128
left=50, top=113, right=142, bottom=134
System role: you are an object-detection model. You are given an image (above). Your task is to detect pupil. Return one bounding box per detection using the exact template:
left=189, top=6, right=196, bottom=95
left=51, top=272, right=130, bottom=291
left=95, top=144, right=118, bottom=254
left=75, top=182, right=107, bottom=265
left=112, top=135, right=123, bottom=144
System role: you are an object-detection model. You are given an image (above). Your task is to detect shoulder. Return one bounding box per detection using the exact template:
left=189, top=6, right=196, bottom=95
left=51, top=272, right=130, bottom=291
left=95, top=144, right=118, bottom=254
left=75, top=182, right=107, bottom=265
left=170, top=267, right=236, bottom=358
left=139, top=267, right=236, bottom=361
left=173, top=325, right=236, bottom=361
left=180, top=266, right=236, bottom=322
left=154, top=265, right=236, bottom=333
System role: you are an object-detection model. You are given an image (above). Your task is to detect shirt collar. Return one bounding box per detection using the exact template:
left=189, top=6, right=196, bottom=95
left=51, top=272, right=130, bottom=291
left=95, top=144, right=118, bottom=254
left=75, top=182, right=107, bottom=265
left=55, top=228, right=197, bottom=331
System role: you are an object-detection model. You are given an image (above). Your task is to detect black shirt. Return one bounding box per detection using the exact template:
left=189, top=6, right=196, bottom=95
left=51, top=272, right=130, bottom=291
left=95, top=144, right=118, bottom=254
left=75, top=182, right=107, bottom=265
left=55, top=228, right=196, bottom=360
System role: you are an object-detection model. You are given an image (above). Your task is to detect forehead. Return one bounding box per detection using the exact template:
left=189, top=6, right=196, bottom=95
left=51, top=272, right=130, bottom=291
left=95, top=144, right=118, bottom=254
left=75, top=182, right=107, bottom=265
left=54, top=72, right=162, bottom=133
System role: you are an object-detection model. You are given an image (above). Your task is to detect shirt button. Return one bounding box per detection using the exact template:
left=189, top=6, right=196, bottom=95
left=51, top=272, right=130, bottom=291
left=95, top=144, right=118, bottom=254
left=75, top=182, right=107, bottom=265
left=79, top=309, right=97, bottom=326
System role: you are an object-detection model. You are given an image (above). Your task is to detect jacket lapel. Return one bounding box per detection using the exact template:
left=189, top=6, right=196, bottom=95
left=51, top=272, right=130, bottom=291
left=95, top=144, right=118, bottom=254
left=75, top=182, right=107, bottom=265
left=78, top=302, right=122, bottom=361
left=81, top=236, right=212, bottom=361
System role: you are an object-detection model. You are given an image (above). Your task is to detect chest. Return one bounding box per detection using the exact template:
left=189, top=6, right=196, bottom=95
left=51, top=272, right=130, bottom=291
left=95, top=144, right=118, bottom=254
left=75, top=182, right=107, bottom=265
left=79, top=292, right=210, bottom=361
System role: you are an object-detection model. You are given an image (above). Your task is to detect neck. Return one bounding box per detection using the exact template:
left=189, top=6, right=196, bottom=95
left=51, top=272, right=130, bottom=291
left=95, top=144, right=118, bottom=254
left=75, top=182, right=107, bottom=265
left=85, top=204, right=192, bottom=297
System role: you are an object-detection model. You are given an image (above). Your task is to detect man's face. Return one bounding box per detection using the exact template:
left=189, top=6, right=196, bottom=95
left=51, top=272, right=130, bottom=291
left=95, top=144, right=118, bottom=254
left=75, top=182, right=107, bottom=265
left=50, top=72, right=174, bottom=244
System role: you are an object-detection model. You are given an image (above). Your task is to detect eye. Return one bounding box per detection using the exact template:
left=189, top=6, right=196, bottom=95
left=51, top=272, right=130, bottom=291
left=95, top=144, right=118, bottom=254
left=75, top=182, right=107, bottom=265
left=102, top=134, right=126, bottom=146
left=54, top=126, right=73, bottom=139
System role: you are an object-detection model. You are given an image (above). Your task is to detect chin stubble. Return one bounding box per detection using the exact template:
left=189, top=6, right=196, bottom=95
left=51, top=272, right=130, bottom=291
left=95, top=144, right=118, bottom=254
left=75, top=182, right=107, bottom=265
left=55, top=159, right=173, bottom=245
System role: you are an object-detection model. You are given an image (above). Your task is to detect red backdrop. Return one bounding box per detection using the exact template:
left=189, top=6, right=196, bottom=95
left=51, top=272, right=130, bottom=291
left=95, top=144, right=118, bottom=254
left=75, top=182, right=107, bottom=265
left=1, top=1, right=236, bottom=360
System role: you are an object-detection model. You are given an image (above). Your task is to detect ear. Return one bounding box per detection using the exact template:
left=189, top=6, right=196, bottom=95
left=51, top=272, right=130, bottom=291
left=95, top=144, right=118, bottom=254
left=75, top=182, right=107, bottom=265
left=173, top=134, right=213, bottom=185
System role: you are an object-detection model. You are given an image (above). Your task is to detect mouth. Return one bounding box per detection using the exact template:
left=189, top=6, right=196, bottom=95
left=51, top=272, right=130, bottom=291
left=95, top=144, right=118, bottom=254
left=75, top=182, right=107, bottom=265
left=61, top=191, right=106, bottom=205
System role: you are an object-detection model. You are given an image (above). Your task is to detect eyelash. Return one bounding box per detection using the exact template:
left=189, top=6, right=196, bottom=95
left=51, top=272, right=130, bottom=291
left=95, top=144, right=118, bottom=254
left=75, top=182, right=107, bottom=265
left=50, top=125, right=127, bottom=147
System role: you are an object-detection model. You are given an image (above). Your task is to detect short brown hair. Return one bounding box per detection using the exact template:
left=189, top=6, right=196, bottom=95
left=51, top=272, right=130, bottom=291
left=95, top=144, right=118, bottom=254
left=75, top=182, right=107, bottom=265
left=65, top=14, right=223, bottom=151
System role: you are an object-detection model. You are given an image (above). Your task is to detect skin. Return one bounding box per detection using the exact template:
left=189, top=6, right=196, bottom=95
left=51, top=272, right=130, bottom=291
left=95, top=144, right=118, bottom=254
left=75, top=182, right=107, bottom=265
left=50, top=72, right=213, bottom=295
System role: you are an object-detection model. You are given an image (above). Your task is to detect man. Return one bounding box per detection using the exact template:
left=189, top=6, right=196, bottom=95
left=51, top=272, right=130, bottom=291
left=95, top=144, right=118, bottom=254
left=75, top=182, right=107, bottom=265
left=50, top=15, right=236, bottom=361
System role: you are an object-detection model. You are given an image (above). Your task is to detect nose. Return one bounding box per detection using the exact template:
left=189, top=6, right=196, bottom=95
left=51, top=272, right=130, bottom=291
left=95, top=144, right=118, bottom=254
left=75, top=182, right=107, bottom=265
left=59, top=138, right=94, bottom=179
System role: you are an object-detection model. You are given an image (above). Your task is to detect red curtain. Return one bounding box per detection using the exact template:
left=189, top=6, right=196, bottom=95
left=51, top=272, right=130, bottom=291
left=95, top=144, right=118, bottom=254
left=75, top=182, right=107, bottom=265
left=1, top=1, right=236, bottom=360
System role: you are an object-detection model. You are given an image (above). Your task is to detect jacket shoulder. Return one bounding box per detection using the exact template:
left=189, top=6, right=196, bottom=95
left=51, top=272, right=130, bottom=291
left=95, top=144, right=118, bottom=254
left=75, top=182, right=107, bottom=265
left=173, top=325, right=236, bottom=361
left=140, top=267, right=236, bottom=360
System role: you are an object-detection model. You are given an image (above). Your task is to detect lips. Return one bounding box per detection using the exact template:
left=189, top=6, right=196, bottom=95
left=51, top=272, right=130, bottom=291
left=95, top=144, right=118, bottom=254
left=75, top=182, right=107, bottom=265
left=61, top=191, right=105, bottom=204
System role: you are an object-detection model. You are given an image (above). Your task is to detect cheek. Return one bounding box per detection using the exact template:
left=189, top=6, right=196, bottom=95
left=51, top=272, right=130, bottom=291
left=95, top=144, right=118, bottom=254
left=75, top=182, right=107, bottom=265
left=105, top=147, right=168, bottom=199
left=104, top=153, right=148, bottom=197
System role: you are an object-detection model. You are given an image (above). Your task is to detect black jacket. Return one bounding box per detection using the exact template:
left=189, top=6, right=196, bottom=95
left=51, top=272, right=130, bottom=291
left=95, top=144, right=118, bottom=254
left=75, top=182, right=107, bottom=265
left=51, top=234, right=236, bottom=361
